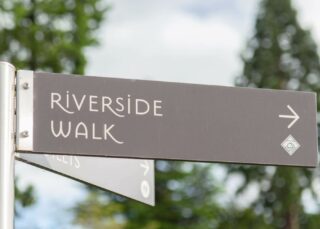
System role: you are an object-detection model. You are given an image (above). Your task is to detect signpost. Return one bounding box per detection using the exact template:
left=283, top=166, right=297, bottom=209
left=0, top=62, right=15, bottom=229
left=16, top=71, right=318, bottom=167
left=15, top=154, right=155, bottom=205
left=0, top=62, right=318, bottom=229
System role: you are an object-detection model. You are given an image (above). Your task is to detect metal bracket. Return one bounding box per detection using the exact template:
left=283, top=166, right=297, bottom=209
left=16, top=70, right=34, bottom=151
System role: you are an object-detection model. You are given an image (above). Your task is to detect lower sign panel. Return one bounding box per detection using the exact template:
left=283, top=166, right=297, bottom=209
left=15, top=153, right=155, bottom=206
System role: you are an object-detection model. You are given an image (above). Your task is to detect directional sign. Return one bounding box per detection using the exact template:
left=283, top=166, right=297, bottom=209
left=16, top=71, right=318, bottom=167
left=15, top=153, right=155, bottom=205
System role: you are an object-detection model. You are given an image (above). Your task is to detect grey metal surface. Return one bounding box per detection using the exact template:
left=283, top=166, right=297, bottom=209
left=16, top=70, right=34, bottom=151
left=0, top=62, right=15, bottom=229
left=19, top=72, right=318, bottom=167
left=15, top=154, right=155, bottom=205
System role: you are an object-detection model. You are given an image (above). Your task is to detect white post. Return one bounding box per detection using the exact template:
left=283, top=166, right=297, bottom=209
left=0, top=62, right=15, bottom=229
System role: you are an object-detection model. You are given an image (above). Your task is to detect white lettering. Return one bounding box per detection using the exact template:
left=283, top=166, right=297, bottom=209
left=62, top=156, right=68, bottom=164
left=51, top=92, right=74, bottom=114
left=74, top=156, right=81, bottom=169
left=46, top=155, right=81, bottom=169
left=102, top=96, right=124, bottom=117
left=92, top=123, right=102, bottom=140
left=75, top=122, right=88, bottom=139
left=127, top=94, right=131, bottom=114
left=136, top=99, right=150, bottom=115
left=104, top=124, right=124, bottom=144
left=56, top=155, right=62, bottom=162
left=51, top=121, right=71, bottom=138
left=154, top=100, right=163, bottom=116
left=66, top=91, right=70, bottom=109
left=73, top=94, right=86, bottom=111
left=89, top=95, right=99, bottom=112
left=115, top=97, right=125, bottom=112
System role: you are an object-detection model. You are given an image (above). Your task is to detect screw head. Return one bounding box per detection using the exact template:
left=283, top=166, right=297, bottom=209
left=22, top=82, right=29, bottom=89
left=20, top=131, right=29, bottom=138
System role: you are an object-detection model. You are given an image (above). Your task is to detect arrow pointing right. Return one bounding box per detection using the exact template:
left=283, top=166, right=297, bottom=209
left=279, top=105, right=300, bottom=129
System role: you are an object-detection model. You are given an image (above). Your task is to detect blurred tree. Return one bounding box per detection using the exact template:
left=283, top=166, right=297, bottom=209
left=216, top=208, right=272, bottom=229
left=231, top=0, right=320, bottom=228
left=0, top=0, right=108, bottom=214
left=14, top=178, right=35, bottom=217
left=0, top=0, right=108, bottom=74
left=73, top=161, right=222, bottom=229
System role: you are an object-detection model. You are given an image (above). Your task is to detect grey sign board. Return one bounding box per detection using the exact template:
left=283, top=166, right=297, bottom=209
left=16, top=71, right=318, bottom=167
left=15, top=153, right=155, bottom=205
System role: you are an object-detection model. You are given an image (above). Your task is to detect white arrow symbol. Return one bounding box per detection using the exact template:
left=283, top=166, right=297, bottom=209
left=140, top=160, right=149, bottom=176
left=278, top=105, right=300, bottom=129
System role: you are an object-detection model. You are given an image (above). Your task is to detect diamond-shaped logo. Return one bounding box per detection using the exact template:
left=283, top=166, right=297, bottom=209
left=281, top=135, right=300, bottom=156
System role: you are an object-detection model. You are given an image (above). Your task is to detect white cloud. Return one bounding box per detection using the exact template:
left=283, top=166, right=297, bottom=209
left=294, top=0, right=320, bottom=45
left=86, top=0, right=257, bottom=86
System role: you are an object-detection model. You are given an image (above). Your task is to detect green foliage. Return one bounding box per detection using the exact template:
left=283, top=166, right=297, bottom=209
left=0, top=0, right=108, bottom=215
left=236, top=0, right=320, bottom=97
left=0, top=0, right=109, bottom=74
left=73, top=161, right=222, bottom=228
left=216, top=208, right=272, bottom=229
left=72, top=189, right=125, bottom=229
left=231, top=0, right=320, bottom=228
left=14, top=178, right=35, bottom=217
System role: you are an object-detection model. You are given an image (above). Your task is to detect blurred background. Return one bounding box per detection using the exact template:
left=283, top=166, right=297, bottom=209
left=1, top=0, right=320, bottom=228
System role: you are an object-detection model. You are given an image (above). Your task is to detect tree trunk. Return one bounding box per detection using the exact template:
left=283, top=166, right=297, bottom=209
left=284, top=205, right=299, bottom=229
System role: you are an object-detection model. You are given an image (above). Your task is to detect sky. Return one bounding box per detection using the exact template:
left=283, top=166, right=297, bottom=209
left=15, top=0, right=320, bottom=228
left=86, top=0, right=257, bottom=86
